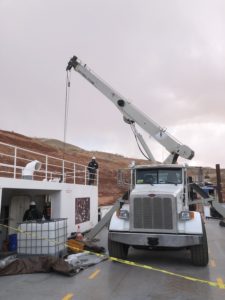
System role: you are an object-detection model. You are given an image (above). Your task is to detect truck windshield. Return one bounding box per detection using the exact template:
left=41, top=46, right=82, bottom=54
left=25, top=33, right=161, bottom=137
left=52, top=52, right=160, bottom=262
left=136, top=168, right=182, bottom=185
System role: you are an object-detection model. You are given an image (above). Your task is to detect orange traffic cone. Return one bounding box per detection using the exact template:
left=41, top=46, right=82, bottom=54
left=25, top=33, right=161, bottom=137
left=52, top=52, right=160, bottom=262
left=76, top=225, right=83, bottom=241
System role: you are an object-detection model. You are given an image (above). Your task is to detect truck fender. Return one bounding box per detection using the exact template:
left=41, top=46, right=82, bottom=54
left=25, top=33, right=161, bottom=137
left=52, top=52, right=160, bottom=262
left=109, top=211, right=130, bottom=231
left=183, top=211, right=203, bottom=234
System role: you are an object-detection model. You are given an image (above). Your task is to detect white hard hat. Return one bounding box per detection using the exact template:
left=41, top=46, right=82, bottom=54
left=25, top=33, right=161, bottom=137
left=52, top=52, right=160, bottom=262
left=92, top=156, right=96, bottom=160
left=30, top=201, right=36, bottom=206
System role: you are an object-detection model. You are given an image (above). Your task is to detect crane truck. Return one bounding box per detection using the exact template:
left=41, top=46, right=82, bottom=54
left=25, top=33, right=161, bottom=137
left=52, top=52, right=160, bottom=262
left=66, top=56, right=209, bottom=266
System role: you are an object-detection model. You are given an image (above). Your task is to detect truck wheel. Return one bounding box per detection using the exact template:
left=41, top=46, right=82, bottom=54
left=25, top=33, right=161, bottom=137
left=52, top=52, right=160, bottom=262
left=108, top=238, right=129, bottom=260
left=190, top=221, right=209, bottom=266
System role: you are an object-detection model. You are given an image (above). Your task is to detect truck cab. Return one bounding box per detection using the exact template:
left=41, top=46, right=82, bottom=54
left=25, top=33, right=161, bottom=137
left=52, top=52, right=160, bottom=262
left=108, top=164, right=209, bottom=266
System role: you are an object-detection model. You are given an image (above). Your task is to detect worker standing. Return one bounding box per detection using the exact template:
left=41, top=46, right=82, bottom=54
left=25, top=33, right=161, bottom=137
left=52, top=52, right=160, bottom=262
left=87, top=157, right=98, bottom=185
left=23, top=201, right=42, bottom=221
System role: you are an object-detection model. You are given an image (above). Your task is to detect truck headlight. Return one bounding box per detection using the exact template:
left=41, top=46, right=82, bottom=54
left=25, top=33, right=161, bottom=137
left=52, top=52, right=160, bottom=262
left=118, top=209, right=129, bottom=220
left=179, top=211, right=194, bottom=221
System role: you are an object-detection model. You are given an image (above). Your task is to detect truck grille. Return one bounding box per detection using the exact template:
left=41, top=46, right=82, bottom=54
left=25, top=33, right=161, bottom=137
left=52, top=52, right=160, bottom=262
left=132, top=196, right=174, bottom=231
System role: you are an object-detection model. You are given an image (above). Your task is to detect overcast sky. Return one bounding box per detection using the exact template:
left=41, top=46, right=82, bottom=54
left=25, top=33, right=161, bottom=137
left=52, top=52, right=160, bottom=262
left=1, top=0, right=225, bottom=168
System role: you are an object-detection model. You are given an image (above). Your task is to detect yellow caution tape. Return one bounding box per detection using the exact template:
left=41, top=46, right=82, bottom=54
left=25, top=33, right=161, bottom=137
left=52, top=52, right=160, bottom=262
left=109, top=256, right=225, bottom=289
left=1, top=223, right=225, bottom=290
left=217, top=277, right=225, bottom=289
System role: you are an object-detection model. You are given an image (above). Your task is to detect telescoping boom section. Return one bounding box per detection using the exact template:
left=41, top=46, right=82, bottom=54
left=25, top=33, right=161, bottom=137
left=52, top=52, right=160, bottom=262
left=66, top=56, right=194, bottom=164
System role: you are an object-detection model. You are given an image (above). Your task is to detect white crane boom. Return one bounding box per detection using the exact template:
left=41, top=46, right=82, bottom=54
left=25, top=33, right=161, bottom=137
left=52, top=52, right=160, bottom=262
left=66, top=56, right=194, bottom=163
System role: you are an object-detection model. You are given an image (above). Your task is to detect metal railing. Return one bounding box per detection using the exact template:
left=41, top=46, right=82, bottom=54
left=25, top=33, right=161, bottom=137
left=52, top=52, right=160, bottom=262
left=0, top=141, right=98, bottom=186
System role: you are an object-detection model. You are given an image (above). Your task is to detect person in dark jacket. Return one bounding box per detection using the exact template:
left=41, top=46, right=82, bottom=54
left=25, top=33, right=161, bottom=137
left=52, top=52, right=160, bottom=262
left=23, top=201, right=42, bottom=221
left=87, top=157, right=98, bottom=185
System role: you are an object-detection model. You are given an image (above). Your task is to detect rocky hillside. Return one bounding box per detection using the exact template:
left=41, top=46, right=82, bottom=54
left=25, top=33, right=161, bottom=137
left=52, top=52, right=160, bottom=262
left=0, top=130, right=224, bottom=204
left=0, top=130, right=146, bottom=205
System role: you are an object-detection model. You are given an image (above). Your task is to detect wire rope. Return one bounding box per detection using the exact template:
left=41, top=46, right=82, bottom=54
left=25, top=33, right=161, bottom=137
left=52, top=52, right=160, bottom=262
left=130, top=124, right=151, bottom=161
left=63, top=71, right=71, bottom=159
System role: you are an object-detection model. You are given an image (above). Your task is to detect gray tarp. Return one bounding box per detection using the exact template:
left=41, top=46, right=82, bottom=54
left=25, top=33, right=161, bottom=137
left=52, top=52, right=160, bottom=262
left=65, top=253, right=107, bottom=268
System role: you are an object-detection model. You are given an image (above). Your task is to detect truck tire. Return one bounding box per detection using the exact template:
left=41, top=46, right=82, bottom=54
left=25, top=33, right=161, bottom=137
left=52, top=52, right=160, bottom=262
left=108, top=238, right=129, bottom=260
left=190, top=221, right=209, bottom=266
